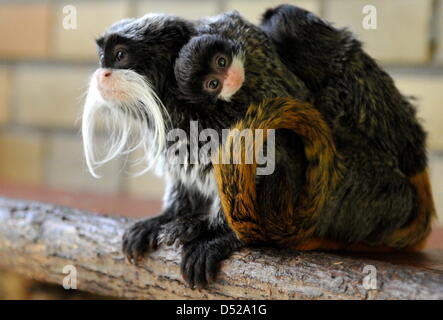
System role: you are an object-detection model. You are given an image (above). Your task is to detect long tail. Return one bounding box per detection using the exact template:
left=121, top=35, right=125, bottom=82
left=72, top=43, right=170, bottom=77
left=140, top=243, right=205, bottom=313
left=213, top=98, right=343, bottom=244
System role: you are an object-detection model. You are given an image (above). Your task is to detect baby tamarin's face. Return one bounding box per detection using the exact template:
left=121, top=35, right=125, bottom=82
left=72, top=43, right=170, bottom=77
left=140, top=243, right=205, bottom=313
left=174, top=35, right=245, bottom=103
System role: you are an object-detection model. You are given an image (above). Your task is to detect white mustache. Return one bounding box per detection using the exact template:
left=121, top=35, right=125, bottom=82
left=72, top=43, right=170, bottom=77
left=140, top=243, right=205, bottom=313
left=81, top=68, right=169, bottom=178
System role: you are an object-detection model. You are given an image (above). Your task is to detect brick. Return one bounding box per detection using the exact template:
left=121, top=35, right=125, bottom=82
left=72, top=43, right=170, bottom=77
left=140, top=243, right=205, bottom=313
left=13, top=65, right=94, bottom=129
left=125, top=149, right=166, bottom=200
left=0, top=132, right=45, bottom=184
left=137, top=0, right=218, bottom=20
left=324, top=0, right=433, bottom=64
left=393, top=74, right=443, bottom=151
left=45, top=134, right=121, bottom=194
left=0, top=3, right=51, bottom=59
left=52, top=1, right=130, bottom=61
left=435, top=0, right=443, bottom=64
left=0, top=68, right=11, bottom=124
left=226, top=0, right=321, bottom=24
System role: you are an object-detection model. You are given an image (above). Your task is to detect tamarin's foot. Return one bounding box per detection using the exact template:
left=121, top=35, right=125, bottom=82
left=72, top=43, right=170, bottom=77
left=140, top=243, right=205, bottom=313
left=122, top=216, right=167, bottom=264
left=161, top=216, right=208, bottom=246
left=180, top=230, right=243, bottom=288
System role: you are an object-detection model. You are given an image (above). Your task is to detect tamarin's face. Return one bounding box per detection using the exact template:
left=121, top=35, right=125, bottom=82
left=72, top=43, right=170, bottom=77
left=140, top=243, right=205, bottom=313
left=174, top=35, right=245, bottom=103
left=82, top=14, right=194, bottom=177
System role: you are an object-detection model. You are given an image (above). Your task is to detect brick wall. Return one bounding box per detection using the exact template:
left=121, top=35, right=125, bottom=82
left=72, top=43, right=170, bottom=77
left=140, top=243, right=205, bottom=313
left=0, top=0, right=442, bottom=221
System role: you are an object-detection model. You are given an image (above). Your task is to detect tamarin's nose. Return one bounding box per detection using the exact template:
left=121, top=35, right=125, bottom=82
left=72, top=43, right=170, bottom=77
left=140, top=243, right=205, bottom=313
left=97, top=69, right=112, bottom=81
left=98, top=69, right=112, bottom=84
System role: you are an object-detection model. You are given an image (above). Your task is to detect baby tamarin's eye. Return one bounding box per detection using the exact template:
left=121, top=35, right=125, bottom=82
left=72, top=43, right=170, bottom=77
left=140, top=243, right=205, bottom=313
left=214, top=54, right=230, bottom=69
left=201, top=54, right=232, bottom=94
left=217, top=57, right=227, bottom=68
left=206, top=79, right=220, bottom=91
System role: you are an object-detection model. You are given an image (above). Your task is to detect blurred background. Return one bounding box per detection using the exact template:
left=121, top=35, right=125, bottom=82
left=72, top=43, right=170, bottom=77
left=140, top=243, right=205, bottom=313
left=0, top=0, right=442, bottom=298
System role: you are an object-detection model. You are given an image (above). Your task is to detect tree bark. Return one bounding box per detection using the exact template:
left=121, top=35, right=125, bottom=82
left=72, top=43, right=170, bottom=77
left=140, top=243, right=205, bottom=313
left=0, top=196, right=442, bottom=300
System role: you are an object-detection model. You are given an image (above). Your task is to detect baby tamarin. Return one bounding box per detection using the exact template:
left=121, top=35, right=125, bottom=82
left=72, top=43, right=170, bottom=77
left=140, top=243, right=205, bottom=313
left=173, top=34, right=246, bottom=103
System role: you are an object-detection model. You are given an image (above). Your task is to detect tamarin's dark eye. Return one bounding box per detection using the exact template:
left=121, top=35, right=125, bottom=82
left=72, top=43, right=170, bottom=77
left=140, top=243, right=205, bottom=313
left=113, top=46, right=129, bottom=67
left=206, top=79, right=220, bottom=90
left=115, top=49, right=127, bottom=62
left=217, top=57, right=227, bottom=68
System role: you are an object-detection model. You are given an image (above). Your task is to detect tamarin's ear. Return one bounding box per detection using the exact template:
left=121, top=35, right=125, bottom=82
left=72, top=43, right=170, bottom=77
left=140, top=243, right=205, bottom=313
left=162, top=20, right=194, bottom=43
left=144, top=18, right=195, bottom=55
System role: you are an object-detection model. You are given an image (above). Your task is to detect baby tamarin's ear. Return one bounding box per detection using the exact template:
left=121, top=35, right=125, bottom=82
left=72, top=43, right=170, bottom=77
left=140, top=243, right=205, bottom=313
left=174, top=34, right=245, bottom=104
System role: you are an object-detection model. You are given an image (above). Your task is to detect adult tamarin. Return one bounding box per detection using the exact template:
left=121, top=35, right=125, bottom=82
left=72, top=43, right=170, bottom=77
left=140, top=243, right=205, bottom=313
left=82, top=12, right=309, bottom=288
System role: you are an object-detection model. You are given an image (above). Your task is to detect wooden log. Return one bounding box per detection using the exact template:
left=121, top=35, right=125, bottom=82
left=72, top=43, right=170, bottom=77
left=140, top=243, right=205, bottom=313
left=0, top=196, right=442, bottom=300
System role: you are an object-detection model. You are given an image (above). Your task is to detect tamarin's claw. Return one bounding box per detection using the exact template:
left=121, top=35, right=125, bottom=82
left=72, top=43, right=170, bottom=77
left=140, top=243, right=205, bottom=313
left=180, top=231, right=243, bottom=288
left=161, top=216, right=207, bottom=246
left=122, top=217, right=164, bottom=264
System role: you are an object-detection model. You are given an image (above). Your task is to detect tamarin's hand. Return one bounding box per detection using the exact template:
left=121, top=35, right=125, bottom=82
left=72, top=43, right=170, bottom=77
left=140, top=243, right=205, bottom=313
left=123, top=215, right=169, bottom=264
left=121, top=181, right=226, bottom=271
left=180, top=225, right=242, bottom=288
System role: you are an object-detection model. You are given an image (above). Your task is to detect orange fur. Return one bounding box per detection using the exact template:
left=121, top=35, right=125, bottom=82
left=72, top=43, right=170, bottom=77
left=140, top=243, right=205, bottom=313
left=386, top=170, right=436, bottom=249
left=214, top=98, right=342, bottom=244
left=214, top=98, right=436, bottom=252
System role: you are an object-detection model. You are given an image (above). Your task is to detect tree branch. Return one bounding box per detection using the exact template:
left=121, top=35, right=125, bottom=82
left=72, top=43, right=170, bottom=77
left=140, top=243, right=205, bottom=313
left=0, top=196, right=442, bottom=299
